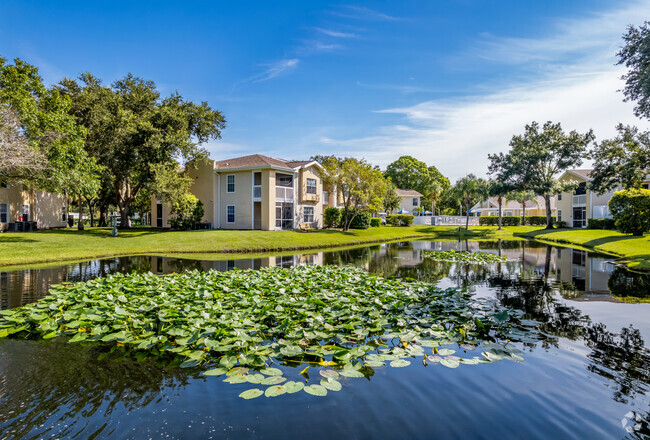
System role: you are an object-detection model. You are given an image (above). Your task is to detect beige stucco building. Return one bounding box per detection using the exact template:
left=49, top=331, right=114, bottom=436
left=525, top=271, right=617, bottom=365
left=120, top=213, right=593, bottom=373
left=153, top=154, right=324, bottom=230
left=396, top=189, right=423, bottom=213
left=556, top=169, right=650, bottom=228
left=0, top=181, right=67, bottom=231
left=471, top=195, right=555, bottom=218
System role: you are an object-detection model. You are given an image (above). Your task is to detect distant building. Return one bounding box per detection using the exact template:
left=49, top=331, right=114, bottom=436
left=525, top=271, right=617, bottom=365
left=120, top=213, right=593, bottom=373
left=470, top=195, right=555, bottom=218
left=396, top=189, right=423, bottom=213
left=0, top=181, right=67, bottom=231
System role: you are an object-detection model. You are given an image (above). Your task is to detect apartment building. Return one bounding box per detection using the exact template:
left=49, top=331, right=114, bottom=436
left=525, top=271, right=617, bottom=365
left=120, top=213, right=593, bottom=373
left=0, top=181, right=67, bottom=231
left=471, top=195, right=556, bottom=217
left=153, top=154, right=324, bottom=230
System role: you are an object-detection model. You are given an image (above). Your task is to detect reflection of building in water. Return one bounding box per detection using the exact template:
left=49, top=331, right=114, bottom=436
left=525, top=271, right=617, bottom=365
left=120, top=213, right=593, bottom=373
left=553, top=248, right=614, bottom=294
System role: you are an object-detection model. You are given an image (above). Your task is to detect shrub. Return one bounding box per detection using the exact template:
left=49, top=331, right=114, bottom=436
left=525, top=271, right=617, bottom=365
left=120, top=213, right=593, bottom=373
left=526, top=216, right=554, bottom=226
left=587, top=218, right=616, bottom=230
left=555, top=220, right=568, bottom=228
left=609, top=188, right=650, bottom=236
left=342, top=208, right=371, bottom=229
left=386, top=214, right=414, bottom=226
left=323, top=207, right=341, bottom=228
left=478, top=216, right=553, bottom=226
left=370, top=217, right=381, bottom=227
left=169, top=195, right=204, bottom=230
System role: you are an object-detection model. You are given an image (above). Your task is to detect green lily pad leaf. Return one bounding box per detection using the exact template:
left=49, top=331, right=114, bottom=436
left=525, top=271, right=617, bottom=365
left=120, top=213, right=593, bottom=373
left=427, top=355, right=442, bottom=363
left=482, top=351, right=503, bottom=362
left=437, top=348, right=455, bottom=356
left=319, top=369, right=339, bottom=379
left=259, top=367, right=283, bottom=376
left=203, top=367, right=227, bottom=376
left=245, top=373, right=265, bottom=384
left=219, top=355, right=237, bottom=369
left=69, top=332, right=88, bottom=343
left=320, top=378, right=342, bottom=391
left=440, top=358, right=460, bottom=368
left=227, top=367, right=249, bottom=376
left=418, top=340, right=441, bottom=348
left=224, top=374, right=249, bottom=384
left=265, top=385, right=287, bottom=397
left=284, top=381, right=305, bottom=394
left=180, top=359, right=201, bottom=368
left=459, top=358, right=480, bottom=365
left=364, top=360, right=386, bottom=367
left=239, top=388, right=264, bottom=400
left=304, top=384, right=328, bottom=397
left=260, top=376, right=286, bottom=385
left=339, top=368, right=364, bottom=378
left=460, top=344, right=477, bottom=351
left=389, top=359, right=411, bottom=368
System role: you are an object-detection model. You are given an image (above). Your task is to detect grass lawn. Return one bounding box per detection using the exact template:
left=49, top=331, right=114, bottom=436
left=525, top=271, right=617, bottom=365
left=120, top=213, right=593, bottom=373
left=0, top=225, right=536, bottom=268
left=517, top=228, right=650, bottom=271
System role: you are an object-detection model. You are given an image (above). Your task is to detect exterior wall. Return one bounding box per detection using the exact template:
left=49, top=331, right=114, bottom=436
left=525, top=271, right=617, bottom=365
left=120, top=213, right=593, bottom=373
left=187, top=160, right=216, bottom=226
left=0, top=185, right=34, bottom=231
left=297, top=165, right=322, bottom=228
left=398, top=196, right=420, bottom=213
left=150, top=195, right=172, bottom=227
left=218, top=171, right=253, bottom=230
left=33, top=191, right=67, bottom=228
left=261, top=169, right=276, bottom=231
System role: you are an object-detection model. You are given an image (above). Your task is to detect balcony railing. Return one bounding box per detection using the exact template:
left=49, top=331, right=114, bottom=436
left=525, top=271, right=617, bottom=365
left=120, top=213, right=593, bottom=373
left=572, top=195, right=587, bottom=206
left=276, top=186, right=294, bottom=201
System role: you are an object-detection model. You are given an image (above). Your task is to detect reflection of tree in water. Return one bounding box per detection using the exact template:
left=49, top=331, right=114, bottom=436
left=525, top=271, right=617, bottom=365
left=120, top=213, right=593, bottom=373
left=0, top=339, right=193, bottom=439
left=608, top=267, right=650, bottom=300
left=167, top=257, right=208, bottom=273
left=487, top=272, right=650, bottom=405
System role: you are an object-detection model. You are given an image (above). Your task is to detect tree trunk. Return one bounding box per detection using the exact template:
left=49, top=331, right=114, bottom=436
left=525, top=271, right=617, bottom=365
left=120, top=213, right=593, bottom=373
left=521, top=197, right=526, bottom=226
left=98, top=206, right=107, bottom=227
left=465, top=200, right=470, bottom=230
left=431, top=197, right=436, bottom=216
left=544, top=194, right=553, bottom=229
left=77, top=194, right=84, bottom=231
left=119, top=203, right=131, bottom=228
left=544, top=245, right=552, bottom=280
left=87, top=199, right=95, bottom=227
left=497, top=196, right=503, bottom=230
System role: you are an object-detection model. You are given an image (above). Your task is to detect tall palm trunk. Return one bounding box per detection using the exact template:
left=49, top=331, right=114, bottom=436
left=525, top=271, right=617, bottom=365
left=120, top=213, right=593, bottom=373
left=521, top=197, right=526, bottom=226
left=497, top=196, right=503, bottom=230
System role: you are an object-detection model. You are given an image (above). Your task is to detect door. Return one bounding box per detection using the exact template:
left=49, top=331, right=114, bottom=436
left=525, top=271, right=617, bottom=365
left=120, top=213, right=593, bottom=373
left=253, top=202, right=262, bottom=230
left=572, top=207, right=586, bottom=228
left=156, top=203, right=163, bottom=228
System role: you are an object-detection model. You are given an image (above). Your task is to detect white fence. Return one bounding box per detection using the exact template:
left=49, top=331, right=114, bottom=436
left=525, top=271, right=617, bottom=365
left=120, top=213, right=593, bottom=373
left=413, top=215, right=479, bottom=226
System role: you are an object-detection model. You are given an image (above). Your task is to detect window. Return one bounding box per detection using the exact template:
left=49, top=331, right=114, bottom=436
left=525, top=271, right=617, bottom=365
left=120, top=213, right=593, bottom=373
left=306, top=178, right=317, bottom=194
left=226, top=175, right=235, bottom=193
left=304, top=207, right=314, bottom=223
left=557, top=210, right=562, bottom=222
left=0, top=204, right=7, bottom=223
left=558, top=193, right=562, bottom=201
left=226, top=205, right=235, bottom=223
left=323, top=191, right=329, bottom=205
left=61, top=207, right=67, bottom=222
left=0, top=181, right=8, bottom=189
left=20, top=204, right=29, bottom=222
left=412, top=198, right=419, bottom=207
left=643, top=184, right=649, bottom=190
left=574, top=182, right=586, bottom=196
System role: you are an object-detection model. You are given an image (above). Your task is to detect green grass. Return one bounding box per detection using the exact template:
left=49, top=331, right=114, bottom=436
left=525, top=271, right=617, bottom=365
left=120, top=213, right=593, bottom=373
left=517, top=228, right=650, bottom=271
left=0, top=225, right=536, bottom=268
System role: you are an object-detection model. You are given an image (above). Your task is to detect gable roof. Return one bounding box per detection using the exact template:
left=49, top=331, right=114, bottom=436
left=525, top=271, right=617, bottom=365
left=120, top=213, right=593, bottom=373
left=212, top=154, right=320, bottom=172
left=561, top=169, right=593, bottom=181
left=397, top=188, right=423, bottom=197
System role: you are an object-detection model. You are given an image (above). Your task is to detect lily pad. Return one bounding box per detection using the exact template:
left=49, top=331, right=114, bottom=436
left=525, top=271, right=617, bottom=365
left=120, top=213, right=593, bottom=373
left=390, top=359, right=411, bottom=368
left=203, top=367, right=228, bottom=376
left=239, top=388, right=264, bottom=399
left=320, top=378, right=342, bottom=391
left=283, top=381, right=305, bottom=394
left=259, top=367, right=283, bottom=376
left=304, top=384, right=328, bottom=397
left=265, top=385, right=287, bottom=397
left=319, top=369, right=339, bottom=379
left=260, top=376, right=286, bottom=385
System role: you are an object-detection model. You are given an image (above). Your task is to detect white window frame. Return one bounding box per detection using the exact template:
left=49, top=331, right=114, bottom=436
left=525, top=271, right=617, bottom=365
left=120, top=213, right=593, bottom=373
left=304, top=207, right=314, bottom=223
left=306, top=178, right=317, bottom=195
left=0, top=204, right=7, bottom=223
left=226, top=174, right=235, bottom=193
left=412, top=198, right=419, bottom=207
left=226, top=205, right=235, bottom=223
left=557, top=210, right=562, bottom=222
left=323, top=191, right=329, bottom=205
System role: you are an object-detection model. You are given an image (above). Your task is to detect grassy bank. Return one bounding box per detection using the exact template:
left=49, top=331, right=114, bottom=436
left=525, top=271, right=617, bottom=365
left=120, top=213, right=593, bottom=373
left=517, top=228, right=650, bottom=271
left=0, top=225, right=534, bottom=268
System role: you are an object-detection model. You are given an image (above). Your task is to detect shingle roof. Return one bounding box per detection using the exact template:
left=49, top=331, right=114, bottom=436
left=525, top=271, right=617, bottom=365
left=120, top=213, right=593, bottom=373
left=212, top=154, right=311, bottom=171
left=397, top=188, right=423, bottom=197
left=567, top=169, right=593, bottom=179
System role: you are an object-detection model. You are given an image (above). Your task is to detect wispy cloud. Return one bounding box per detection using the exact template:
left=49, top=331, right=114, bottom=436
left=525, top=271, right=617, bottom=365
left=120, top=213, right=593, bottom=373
left=333, top=5, right=403, bottom=21
left=313, top=27, right=357, bottom=38
left=247, top=58, right=300, bottom=83
left=318, top=1, right=650, bottom=181
left=356, top=81, right=452, bottom=95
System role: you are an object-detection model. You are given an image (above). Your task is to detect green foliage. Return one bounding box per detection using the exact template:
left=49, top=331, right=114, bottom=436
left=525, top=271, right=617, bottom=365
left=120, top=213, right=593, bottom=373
left=340, top=208, right=371, bottom=229
left=0, top=265, right=544, bottom=399
left=386, top=214, right=414, bottom=226
left=423, top=249, right=509, bottom=264
left=590, top=124, right=650, bottom=193
left=384, top=156, right=450, bottom=212
left=555, top=220, right=568, bottom=228
left=450, top=174, right=489, bottom=229
left=609, top=189, right=650, bottom=235
left=370, top=217, right=382, bottom=227
left=587, top=218, right=616, bottom=230
left=618, top=21, right=650, bottom=119
left=323, top=207, right=342, bottom=229
left=479, top=216, right=522, bottom=226
left=169, top=194, right=204, bottom=230
left=382, top=183, right=401, bottom=214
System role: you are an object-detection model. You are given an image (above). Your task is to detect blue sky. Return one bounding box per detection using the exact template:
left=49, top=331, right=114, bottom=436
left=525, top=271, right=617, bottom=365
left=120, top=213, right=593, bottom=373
left=1, top=0, right=649, bottom=180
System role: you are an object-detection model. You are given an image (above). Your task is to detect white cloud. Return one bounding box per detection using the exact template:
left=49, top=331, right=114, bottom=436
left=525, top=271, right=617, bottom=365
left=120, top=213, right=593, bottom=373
left=245, top=58, right=300, bottom=84
left=319, top=0, right=650, bottom=182
left=313, top=27, right=357, bottom=38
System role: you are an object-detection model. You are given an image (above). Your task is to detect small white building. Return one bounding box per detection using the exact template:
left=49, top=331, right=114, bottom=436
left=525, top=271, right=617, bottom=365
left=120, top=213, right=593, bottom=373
left=396, top=189, right=423, bottom=214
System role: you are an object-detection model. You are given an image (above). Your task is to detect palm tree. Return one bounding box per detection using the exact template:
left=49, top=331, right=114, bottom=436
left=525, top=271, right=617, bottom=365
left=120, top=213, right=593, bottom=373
left=429, top=180, right=445, bottom=216
left=451, top=174, right=489, bottom=230
left=507, top=189, right=537, bottom=225
left=488, top=180, right=509, bottom=230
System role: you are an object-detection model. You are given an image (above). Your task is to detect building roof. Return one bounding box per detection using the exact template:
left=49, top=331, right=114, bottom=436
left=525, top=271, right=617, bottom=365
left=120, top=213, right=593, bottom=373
left=471, top=195, right=554, bottom=212
left=212, top=154, right=318, bottom=171
left=396, top=188, right=423, bottom=197
left=563, top=169, right=593, bottom=180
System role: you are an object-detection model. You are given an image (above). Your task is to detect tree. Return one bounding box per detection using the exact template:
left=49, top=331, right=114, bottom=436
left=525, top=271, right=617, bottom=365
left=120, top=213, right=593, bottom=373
left=0, top=106, right=47, bottom=181
left=450, top=174, right=489, bottom=230
left=618, top=22, right=650, bottom=119
left=590, top=124, right=650, bottom=193
left=488, top=180, right=509, bottom=230
left=382, top=182, right=401, bottom=214
left=58, top=73, right=226, bottom=228
left=320, top=157, right=387, bottom=231
left=609, top=188, right=650, bottom=236
left=0, top=56, right=101, bottom=226
left=489, top=121, right=594, bottom=229
left=507, top=189, right=537, bottom=226
left=384, top=156, right=450, bottom=213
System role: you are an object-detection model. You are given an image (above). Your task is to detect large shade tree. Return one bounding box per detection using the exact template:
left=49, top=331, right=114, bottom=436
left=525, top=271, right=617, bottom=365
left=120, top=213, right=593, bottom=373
left=590, top=124, right=650, bottom=193
left=618, top=21, right=650, bottom=120
left=450, top=174, right=489, bottom=230
left=58, top=73, right=226, bottom=227
left=488, top=121, right=594, bottom=229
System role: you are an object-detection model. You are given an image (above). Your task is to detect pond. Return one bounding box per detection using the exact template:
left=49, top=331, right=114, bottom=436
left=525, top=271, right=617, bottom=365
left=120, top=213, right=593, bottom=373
left=0, top=239, right=649, bottom=439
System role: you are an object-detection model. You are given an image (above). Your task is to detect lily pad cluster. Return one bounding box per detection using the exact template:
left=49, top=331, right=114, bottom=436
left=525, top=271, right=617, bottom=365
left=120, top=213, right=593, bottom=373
left=424, top=249, right=509, bottom=264
left=0, top=265, right=541, bottom=399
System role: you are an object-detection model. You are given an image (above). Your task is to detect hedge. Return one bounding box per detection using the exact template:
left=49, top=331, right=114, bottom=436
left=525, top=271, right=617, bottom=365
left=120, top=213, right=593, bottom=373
left=478, top=216, right=555, bottom=226
left=323, top=207, right=341, bottom=228
left=386, top=214, right=414, bottom=226
left=587, top=218, right=616, bottom=230
left=370, top=217, right=382, bottom=227
left=339, top=208, right=371, bottom=229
